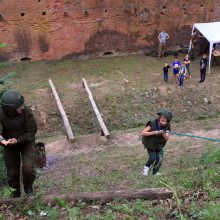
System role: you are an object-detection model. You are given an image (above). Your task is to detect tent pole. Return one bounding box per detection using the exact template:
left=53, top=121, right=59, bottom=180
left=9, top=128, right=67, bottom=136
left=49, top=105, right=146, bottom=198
left=208, top=42, right=213, bottom=74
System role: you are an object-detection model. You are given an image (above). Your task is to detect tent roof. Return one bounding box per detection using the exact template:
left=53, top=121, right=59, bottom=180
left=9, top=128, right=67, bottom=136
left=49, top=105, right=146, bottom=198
left=194, top=21, right=220, bottom=43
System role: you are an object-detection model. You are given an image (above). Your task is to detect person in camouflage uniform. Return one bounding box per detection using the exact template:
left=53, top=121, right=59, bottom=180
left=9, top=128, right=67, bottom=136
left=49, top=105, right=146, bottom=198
left=141, top=109, right=172, bottom=176
left=0, top=90, right=37, bottom=197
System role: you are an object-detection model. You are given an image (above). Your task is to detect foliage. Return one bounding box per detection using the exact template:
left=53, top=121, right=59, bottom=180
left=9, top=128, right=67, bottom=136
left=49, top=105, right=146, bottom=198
left=0, top=148, right=7, bottom=189
left=199, top=203, right=220, bottom=220
left=0, top=43, right=7, bottom=48
left=0, top=72, right=16, bottom=85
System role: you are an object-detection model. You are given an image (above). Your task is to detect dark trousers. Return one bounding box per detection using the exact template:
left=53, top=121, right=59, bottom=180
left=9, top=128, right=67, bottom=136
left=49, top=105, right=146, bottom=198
left=163, top=73, right=168, bottom=83
left=200, top=68, right=206, bottom=82
left=179, top=75, right=184, bottom=86
left=145, top=148, right=164, bottom=175
left=186, top=65, right=190, bottom=76
left=3, top=142, right=36, bottom=195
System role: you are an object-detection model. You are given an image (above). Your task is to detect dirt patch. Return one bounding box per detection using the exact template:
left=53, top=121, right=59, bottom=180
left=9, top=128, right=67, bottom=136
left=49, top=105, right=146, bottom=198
left=45, top=127, right=220, bottom=159
left=34, top=88, right=50, bottom=97
left=68, top=82, right=84, bottom=92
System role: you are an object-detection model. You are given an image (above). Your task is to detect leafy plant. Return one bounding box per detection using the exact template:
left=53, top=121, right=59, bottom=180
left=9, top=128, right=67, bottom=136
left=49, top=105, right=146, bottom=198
left=199, top=203, right=220, bottom=220
left=55, top=197, right=82, bottom=220
left=0, top=186, right=15, bottom=198
left=0, top=148, right=7, bottom=190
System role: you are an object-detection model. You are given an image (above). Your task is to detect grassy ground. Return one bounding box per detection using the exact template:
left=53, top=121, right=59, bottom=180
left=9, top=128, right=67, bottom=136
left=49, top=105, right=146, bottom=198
left=0, top=54, right=220, bottom=219
left=1, top=53, right=220, bottom=140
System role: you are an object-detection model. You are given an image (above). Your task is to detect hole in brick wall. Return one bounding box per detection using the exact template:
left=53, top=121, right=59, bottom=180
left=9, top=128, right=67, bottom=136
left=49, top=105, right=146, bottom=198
left=163, top=6, right=166, bottom=9
left=64, top=11, right=68, bottom=17
left=104, top=9, right=108, bottom=13
left=84, top=10, right=89, bottom=17
left=200, top=4, right=204, bottom=8
left=210, top=9, right=214, bottom=12
left=42, top=12, right=46, bottom=15
left=134, top=8, right=137, bottom=16
left=20, top=57, right=31, bottom=62
left=38, top=0, right=41, bottom=2
left=182, top=4, right=187, bottom=10
left=160, top=11, right=164, bottom=15
left=21, top=13, right=25, bottom=16
left=0, top=15, right=3, bottom=22
left=103, top=51, right=113, bottom=56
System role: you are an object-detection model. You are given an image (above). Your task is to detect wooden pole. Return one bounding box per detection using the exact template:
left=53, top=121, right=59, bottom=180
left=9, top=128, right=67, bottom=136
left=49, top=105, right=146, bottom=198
left=82, top=78, right=110, bottom=139
left=48, top=79, right=74, bottom=142
left=0, top=188, right=173, bottom=206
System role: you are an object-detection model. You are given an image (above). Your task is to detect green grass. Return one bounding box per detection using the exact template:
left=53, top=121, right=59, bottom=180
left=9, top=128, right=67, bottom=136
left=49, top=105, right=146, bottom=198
left=1, top=55, right=220, bottom=219
left=0, top=54, right=220, bottom=139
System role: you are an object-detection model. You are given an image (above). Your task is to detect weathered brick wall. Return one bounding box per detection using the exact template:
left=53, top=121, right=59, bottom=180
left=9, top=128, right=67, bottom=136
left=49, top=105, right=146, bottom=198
left=0, top=0, right=220, bottom=61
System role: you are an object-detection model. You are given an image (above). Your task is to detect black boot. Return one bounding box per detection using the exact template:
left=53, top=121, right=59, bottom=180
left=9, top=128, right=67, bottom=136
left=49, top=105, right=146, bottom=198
left=24, top=186, right=33, bottom=196
left=11, top=189, right=21, bottom=198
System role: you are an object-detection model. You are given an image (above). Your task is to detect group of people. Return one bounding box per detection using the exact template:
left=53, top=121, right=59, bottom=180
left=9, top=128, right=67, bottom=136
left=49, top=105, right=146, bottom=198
left=163, top=55, right=190, bottom=86
left=158, top=29, right=209, bottom=86
left=162, top=53, right=208, bottom=86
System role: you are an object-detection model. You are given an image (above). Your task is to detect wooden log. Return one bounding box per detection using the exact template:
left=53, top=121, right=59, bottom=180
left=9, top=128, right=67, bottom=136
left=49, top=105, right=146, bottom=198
left=82, top=78, right=110, bottom=139
left=48, top=79, right=74, bottom=142
left=0, top=188, right=173, bottom=206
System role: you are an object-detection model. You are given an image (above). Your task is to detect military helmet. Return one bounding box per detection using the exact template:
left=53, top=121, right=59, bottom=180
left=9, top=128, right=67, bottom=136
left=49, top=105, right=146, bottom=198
left=1, top=90, right=24, bottom=108
left=157, top=109, right=173, bottom=122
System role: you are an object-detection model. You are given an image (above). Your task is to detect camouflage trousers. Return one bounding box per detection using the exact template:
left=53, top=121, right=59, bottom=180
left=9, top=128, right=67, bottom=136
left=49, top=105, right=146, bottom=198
left=145, top=148, right=164, bottom=175
left=3, top=142, right=36, bottom=196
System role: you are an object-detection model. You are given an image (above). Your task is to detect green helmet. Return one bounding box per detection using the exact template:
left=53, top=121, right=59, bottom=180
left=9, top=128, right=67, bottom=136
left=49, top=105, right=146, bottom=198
left=1, top=90, right=24, bottom=108
left=157, top=109, right=173, bottom=122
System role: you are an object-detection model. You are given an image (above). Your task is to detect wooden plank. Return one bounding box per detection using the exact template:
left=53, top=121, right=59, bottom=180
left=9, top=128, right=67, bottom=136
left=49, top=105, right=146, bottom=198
left=49, top=79, right=74, bottom=142
left=82, top=78, right=110, bottom=139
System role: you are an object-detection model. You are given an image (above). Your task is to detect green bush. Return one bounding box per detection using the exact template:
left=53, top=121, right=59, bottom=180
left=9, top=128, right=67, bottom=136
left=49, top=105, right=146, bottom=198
left=0, top=148, right=7, bottom=189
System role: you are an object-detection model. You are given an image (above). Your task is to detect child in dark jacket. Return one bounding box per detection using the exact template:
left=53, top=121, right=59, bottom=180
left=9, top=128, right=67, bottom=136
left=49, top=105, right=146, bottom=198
left=199, top=54, right=208, bottom=83
left=163, top=62, right=170, bottom=83
left=141, top=109, right=172, bottom=176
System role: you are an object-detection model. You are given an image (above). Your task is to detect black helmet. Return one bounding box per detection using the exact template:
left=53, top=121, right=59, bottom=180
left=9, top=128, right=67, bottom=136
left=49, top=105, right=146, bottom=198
left=157, top=109, right=173, bottom=122
left=1, top=90, right=24, bottom=108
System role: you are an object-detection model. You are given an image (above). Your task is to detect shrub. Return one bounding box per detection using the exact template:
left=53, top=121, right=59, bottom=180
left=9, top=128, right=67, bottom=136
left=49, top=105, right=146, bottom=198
left=0, top=148, right=7, bottom=189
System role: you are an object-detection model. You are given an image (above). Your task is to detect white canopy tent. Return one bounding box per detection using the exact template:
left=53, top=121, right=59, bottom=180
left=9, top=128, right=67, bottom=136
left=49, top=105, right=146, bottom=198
left=189, top=21, right=220, bottom=73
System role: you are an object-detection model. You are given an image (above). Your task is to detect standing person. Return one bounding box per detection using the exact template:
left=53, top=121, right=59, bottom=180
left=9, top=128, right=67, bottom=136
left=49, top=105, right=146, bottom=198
left=172, top=57, right=181, bottom=84
left=158, top=28, right=170, bottom=58
left=163, top=62, right=170, bottom=83
left=184, top=54, right=191, bottom=78
left=0, top=90, right=37, bottom=197
left=179, top=63, right=186, bottom=87
left=199, top=54, right=208, bottom=83
left=190, top=31, right=198, bottom=60
left=141, top=109, right=172, bottom=176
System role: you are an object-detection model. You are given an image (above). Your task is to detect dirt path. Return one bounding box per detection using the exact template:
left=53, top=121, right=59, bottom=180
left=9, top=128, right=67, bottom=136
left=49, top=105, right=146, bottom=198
left=45, top=128, right=220, bottom=158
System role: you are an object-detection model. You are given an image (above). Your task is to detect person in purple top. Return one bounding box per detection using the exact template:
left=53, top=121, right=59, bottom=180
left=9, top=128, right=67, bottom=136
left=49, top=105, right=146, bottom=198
left=172, top=57, right=181, bottom=84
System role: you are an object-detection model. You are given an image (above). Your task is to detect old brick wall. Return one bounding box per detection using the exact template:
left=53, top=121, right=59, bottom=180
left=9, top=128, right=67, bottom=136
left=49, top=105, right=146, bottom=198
left=0, top=0, right=220, bottom=61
